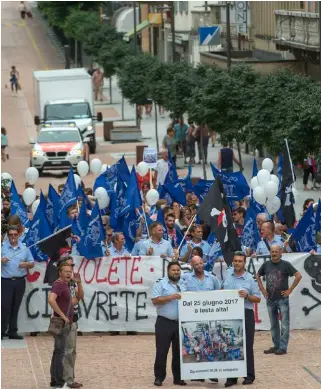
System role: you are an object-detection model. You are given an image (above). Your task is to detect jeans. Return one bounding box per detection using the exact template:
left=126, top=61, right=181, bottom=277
left=50, top=325, right=70, bottom=386
left=63, top=322, right=78, bottom=385
left=267, top=298, right=290, bottom=351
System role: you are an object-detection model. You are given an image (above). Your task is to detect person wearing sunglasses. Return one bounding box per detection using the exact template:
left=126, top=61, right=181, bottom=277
left=222, top=251, right=261, bottom=387
left=1, top=225, right=34, bottom=340
left=152, top=261, right=187, bottom=387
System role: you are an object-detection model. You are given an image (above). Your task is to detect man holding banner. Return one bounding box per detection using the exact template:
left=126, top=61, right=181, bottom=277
left=152, top=262, right=187, bottom=387
left=223, top=251, right=261, bottom=387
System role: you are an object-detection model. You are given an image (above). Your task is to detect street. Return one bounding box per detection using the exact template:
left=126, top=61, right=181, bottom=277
left=1, top=2, right=321, bottom=389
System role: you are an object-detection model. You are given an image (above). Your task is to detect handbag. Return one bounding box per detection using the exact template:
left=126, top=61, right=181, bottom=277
left=48, top=283, right=72, bottom=336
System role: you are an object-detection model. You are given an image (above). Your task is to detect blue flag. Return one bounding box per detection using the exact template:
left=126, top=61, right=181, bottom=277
left=109, top=174, right=127, bottom=230
left=241, top=203, right=261, bottom=251
left=292, top=205, right=316, bottom=252
left=59, top=168, right=77, bottom=214
left=252, top=158, right=258, bottom=177
left=193, top=179, right=214, bottom=203
left=164, top=181, right=186, bottom=206
left=93, top=168, right=113, bottom=193
left=78, top=202, right=104, bottom=259
left=158, top=184, right=173, bottom=205
left=46, top=184, right=60, bottom=231
left=10, top=180, right=29, bottom=226
left=277, top=153, right=283, bottom=181
left=122, top=209, right=140, bottom=252
left=23, top=192, right=52, bottom=261
left=75, top=197, right=89, bottom=237
left=120, top=166, right=142, bottom=216
left=165, top=148, right=178, bottom=183
left=315, top=199, right=321, bottom=233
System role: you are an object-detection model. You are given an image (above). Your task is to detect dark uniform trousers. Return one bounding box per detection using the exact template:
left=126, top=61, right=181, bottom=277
left=154, top=316, right=181, bottom=382
left=1, top=277, right=26, bottom=335
left=228, top=309, right=255, bottom=384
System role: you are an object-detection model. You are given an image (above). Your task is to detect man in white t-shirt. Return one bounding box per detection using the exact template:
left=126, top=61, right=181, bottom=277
left=154, top=150, right=169, bottom=186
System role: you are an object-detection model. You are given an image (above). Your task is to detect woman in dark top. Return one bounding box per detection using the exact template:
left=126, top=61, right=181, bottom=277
left=218, top=142, right=241, bottom=172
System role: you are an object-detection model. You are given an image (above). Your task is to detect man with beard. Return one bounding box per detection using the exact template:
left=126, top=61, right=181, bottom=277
left=183, top=256, right=220, bottom=383
left=223, top=251, right=261, bottom=387
left=152, top=262, right=187, bottom=387
left=165, top=213, right=180, bottom=249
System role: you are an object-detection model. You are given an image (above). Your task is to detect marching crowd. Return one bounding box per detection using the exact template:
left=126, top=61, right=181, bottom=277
left=1, top=137, right=321, bottom=388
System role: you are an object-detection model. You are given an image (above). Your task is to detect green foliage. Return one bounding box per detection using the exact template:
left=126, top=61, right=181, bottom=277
left=117, top=54, right=159, bottom=105
left=63, top=10, right=99, bottom=42
left=97, top=41, right=130, bottom=79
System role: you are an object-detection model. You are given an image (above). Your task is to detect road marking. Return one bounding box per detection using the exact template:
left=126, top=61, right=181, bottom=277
left=22, top=20, right=49, bottom=70
left=302, top=366, right=321, bottom=384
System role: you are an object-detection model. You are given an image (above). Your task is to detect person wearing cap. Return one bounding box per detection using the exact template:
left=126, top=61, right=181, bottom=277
left=1, top=225, right=34, bottom=340
left=222, top=251, right=261, bottom=387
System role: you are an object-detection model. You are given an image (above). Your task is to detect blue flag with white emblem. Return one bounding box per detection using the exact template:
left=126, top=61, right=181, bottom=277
left=78, top=202, right=104, bottom=259
left=75, top=197, right=89, bottom=237
left=109, top=174, right=127, bottom=230
left=120, top=166, right=142, bottom=217
left=122, top=209, right=140, bottom=252
left=164, top=181, right=186, bottom=206
left=193, top=179, right=214, bottom=203
left=59, top=168, right=77, bottom=214
left=46, top=184, right=60, bottom=231
left=292, top=205, right=316, bottom=252
left=241, top=203, right=261, bottom=251
left=23, top=192, right=52, bottom=261
left=10, top=180, right=29, bottom=226
left=165, top=148, right=178, bottom=183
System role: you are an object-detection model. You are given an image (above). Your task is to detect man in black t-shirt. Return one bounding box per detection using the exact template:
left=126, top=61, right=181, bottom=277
left=256, top=245, right=302, bottom=355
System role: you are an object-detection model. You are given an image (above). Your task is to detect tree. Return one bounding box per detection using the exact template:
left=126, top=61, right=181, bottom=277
left=63, top=10, right=99, bottom=43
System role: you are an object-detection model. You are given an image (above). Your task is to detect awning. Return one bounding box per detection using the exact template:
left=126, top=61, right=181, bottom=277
left=123, top=20, right=150, bottom=42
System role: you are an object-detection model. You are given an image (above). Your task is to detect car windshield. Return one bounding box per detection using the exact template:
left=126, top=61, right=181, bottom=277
left=37, top=130, right=81, bottom=143
left=45, top=102, right=91, bottom=120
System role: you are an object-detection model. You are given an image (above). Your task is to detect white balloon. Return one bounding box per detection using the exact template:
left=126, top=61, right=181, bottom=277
left=136, top=161, right=149, bottom=177
left=77, top=161, right=89, bottom=177
left=146, top=189, right=159, bottom=206
left=250, top=177, right=259, bottom=190
left=266, top=196, right=281, bottom=214
left=270, top=174, right=280, bottom=188
left=25, top=167, right=39, bottom=185
left=22, top=188, right=37, bottom=206
left=94, top=187, right=110, bottom=209
left=264, top=181, right=278, bottom=200
left=257, top=169, right=271, bottom=187
left=74, top=174, right=81, bottom=189
left=262, top=158, right=274, bottom=172
left=31, top=199, right=40, bottom=215
left=253, top=186, right=266, bottom=205
left=100, top=164, right=108, bottom=173
left=1, top=172, right=12, bottom=182
left=90, top=158, right=102, bottom=174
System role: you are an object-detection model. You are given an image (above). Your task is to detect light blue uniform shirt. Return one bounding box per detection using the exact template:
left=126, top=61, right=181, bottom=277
left=1, top=242, right=34, bottom=278
left=317, top=244, right=321, bottom=254
left=256, top=235, right=283, bottom=255
left=152, top=276, right=187, bottom=320
left=140, top=238, right=174, bottom=257
left=223, top=271, right=260, bottom=310
left=131, top=239, right=147, bottom=256
left=109, top=244, right=130, bottom=256
left=180, top=240, right=211, bottom=262
left=182, top=270, right=221, bottom=291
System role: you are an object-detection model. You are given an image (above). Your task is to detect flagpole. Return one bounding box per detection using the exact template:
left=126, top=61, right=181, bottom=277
left=6, top=225, right=72, bottom=260
left=140, top=206, right=151, bottom=239
left=177, top=214, right=196, bottom=252
left=285, top=138, right=296, bottom=188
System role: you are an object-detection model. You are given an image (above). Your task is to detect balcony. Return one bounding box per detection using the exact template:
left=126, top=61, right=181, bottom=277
left=274, top=10, right=320, bottom=52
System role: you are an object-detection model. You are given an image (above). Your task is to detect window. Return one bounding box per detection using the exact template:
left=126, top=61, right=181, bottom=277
left=299, top=1, right=304, bottom=10
left=37, top=130, right=81, bottom=143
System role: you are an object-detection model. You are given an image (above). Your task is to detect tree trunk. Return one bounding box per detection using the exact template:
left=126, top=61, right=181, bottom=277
left=200, top=130, right=207, bottom=179
left=109, top=77, right=112, bottom=103
left=154, top=101, right=159, bottom=152
left=237, top=141, right=243, bottom=171
left=121, top=95, right=125, bottom=120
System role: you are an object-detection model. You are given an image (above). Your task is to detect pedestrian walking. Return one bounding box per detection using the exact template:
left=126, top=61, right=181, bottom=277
left=19, top=1, right=26, bottom=19
left=195, top=124, right=210, bottom=164
left=1, top=226, right=34, bottom=340
left=174, top=118, right=188, bottom=164
left=92, top=68, right=104, bottom=102
left=185, top=123, right=196, bottom=165
left=1, top=127, right=9, bottom=162
left=152, top=261, right=187, bottom=386
left=162, top=128, right=177, bottom=166
left=9, top=66, right=20, bottom=96
left=303, top=154, right=317, bottom=190
left=223, top=251, right=261, bottom=386
left=256, top=245, right=302, bottom=356
left=218, top=141, right=241, bottom=173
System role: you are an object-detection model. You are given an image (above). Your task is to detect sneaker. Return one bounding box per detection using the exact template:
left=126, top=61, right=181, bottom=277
left=263, top=347, right=276, bottom=354
left=275, top=349, right=287, bottom=355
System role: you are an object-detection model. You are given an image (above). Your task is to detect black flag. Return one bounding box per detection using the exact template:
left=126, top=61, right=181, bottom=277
left=280, top=140, right=296, bottom=228
left=38, top=225, right=72, bottom=261
left=198, top=176, right=241, bottom=266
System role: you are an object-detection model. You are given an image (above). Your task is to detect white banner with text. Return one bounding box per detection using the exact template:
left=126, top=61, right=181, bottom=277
left=18, top=253, right=321, bottom=332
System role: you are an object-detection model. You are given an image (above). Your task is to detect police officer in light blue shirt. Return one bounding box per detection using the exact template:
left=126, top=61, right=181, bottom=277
left=183, top=256, right=221, bottom=291
left=106, top=232, right=130, bottom=256
left=140, top=222, right=174, bottom=258
left=152, top=262, right=187, bottom=386
left=1, top=225, right=34, bottom=339
left=223, top=251, right=261, bottom=387
left=255, top=221, right=283, bottom=255
left=180, top=225, right=211, bottom=262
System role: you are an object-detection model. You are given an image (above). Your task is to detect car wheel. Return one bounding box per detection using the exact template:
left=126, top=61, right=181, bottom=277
left=89, top=135, right=96, bottom=154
